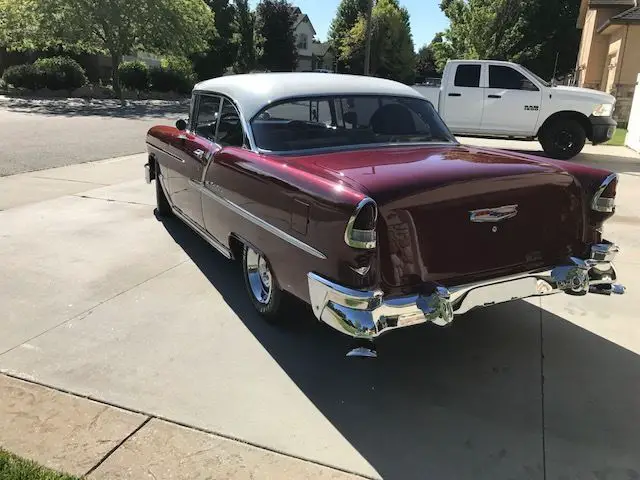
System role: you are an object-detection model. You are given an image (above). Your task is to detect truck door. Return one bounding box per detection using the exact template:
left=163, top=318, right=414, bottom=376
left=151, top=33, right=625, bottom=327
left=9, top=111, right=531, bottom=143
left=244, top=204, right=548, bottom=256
left=481, top=65, right=542, bottom=136
left=441, top=63, right=484, bottom=132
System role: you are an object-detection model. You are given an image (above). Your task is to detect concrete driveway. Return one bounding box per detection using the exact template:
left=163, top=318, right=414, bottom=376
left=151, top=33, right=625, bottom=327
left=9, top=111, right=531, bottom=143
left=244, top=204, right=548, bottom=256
left=1, top=142, right=639, bottom=479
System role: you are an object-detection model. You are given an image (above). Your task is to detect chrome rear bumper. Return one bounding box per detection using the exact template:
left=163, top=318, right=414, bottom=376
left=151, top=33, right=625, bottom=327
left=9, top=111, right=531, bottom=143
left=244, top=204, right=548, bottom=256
left=308, top=241, right=625, bottom=339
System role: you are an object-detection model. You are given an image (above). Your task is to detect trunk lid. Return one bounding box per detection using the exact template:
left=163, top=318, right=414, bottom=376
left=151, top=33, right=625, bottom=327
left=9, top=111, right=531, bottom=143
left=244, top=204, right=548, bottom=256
left=311, top=144, right=585, bottom=290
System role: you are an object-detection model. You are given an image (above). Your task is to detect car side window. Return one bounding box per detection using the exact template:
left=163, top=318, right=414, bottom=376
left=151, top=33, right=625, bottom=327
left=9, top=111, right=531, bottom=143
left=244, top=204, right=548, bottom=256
left=454, top=64, right=481, bottom=88
left=216, top=99, right=245, bottom=148
left=489, top=66, right=539, bottom=91
left=194, top=95, right=222, bottom=141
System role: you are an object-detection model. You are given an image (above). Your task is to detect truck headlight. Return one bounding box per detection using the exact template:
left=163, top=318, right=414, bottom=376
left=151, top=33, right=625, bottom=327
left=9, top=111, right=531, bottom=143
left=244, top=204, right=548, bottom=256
left=592, top=103, right=613, bottom=117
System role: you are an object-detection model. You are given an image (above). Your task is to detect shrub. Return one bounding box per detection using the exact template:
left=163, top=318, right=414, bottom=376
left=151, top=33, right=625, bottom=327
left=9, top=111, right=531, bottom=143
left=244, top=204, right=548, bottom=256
left=1, top=64, right=46, bottom=90
left=118, top=61, right=150, bottom=91
left=149, top=56, right=196, bottom=93
left=33, top=56, right=87, bottom=90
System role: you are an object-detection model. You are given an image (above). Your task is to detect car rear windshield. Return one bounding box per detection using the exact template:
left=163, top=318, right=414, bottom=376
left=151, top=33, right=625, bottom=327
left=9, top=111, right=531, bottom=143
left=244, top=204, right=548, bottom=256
left=251, top=95, right=455, bottom=152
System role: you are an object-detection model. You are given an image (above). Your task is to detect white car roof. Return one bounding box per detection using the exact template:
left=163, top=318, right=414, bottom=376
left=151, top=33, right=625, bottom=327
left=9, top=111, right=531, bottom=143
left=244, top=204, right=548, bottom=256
left=193, top=72, right=425, bottom=120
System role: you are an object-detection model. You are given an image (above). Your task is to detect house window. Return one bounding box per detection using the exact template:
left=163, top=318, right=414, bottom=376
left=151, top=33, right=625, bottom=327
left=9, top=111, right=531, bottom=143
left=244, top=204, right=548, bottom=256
left=297, top=34, right=308, bottom=50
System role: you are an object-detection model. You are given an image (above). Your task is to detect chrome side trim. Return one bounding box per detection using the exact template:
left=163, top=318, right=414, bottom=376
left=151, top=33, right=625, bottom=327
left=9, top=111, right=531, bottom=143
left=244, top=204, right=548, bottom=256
left=344, top=197, right=378, bottom=249
left=198, top=183, right=327, bottom=260
left=157, top=173, right=232, bottom=259
left=592, top=173, right=617, bottom=213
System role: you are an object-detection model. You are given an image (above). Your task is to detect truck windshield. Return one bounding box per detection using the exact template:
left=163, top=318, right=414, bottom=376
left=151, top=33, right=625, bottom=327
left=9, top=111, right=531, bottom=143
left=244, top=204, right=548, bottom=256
left=520, top=66, right=550, bottom=87
left=251, top=95, right=456, bottom=152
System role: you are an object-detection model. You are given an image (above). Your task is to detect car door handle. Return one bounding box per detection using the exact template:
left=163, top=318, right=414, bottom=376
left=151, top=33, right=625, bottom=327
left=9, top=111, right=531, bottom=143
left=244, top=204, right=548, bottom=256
left=448, top=93, right=462, bottom=97
left=488, top=94, right=502, bottom=99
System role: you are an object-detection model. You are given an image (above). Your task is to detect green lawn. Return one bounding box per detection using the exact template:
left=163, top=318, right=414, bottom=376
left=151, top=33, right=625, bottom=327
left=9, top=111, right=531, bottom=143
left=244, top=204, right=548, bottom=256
left=0, top=449, right=78, bottom=480
left=605, top=128, right=627, bottom=146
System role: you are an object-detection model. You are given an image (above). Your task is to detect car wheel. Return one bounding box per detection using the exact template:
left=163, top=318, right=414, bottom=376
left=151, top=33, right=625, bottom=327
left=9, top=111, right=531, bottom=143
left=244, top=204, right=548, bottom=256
left=539, top=119, right=586, bottom=160
left=242, top=245, right=283, bottom=321
left=155, top=161, right=172, bottom=217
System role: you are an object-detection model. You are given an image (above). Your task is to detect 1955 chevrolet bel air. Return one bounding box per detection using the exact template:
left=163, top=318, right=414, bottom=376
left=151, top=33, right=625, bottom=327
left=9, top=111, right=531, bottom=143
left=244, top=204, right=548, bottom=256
left=145, top=72, right=625, bottom=357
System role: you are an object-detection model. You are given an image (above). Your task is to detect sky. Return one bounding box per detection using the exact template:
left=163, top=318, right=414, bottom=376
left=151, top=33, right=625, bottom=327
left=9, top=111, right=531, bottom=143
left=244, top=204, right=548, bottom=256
left=247, top=0, right=449, bottom=50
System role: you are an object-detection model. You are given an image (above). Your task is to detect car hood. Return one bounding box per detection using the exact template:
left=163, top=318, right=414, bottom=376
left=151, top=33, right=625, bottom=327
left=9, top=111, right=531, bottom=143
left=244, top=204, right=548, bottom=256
left=308, top=144, right=569, bottom=205
left=551, top=85, right=616, bottom=105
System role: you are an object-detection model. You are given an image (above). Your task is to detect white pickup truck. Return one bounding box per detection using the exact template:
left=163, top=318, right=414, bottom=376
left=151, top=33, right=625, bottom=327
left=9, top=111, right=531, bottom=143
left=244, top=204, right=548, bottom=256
left=413, top=60, right=617, bottom=159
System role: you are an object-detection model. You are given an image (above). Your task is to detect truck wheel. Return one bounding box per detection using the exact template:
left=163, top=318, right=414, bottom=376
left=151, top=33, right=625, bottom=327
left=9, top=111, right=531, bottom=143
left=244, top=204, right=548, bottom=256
left=242, top=245, right=283, bottom=322
left=539, top=119, right=586, bottom=160
left=155, top=162, right=172, bottom=217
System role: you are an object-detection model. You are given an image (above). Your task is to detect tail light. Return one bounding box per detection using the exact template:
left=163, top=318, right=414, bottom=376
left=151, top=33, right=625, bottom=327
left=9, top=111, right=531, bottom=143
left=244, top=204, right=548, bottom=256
left=591, top=173, right=617, bottom=213
left=345, top=198, right=378, bottom=249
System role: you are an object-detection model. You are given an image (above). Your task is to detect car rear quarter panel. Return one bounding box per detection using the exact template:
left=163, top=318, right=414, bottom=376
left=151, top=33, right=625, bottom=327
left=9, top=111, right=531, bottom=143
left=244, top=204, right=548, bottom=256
left=201, top=148, right=376, bottom=302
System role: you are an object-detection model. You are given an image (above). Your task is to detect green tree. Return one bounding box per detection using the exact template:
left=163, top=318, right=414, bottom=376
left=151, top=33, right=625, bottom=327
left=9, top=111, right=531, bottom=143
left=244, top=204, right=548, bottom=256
left=233, top=0, right=256, bottom=73
left=254, top=0, right=297, bottom=72
left=339, top=0, right=415, bottom=83
left=0, top=0, right=214, bottom=96
left=415, top=43, right=438, bottom=82
left=328, top=0, right=370, bottom=73
left=192, top=0, right=237, bottom=80
left=436, top=0, right=581, bottom=79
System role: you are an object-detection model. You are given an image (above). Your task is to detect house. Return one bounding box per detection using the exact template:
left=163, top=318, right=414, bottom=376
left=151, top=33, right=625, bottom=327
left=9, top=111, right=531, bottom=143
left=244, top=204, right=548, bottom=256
left=290, top=6, right=335, bottom=72
left=575, top=0, right=640, bottom=124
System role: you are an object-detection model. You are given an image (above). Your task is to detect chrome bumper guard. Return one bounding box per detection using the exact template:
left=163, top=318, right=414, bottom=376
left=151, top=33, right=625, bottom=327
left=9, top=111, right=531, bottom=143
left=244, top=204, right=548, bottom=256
left=308, top=241, right=625, bottom=339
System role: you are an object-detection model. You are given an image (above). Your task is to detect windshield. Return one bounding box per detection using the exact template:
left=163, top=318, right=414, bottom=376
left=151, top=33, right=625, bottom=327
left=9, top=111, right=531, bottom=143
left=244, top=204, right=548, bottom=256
left=251, top=95, right=456, bottom=153
left=520, top=66, right=550, bottom=87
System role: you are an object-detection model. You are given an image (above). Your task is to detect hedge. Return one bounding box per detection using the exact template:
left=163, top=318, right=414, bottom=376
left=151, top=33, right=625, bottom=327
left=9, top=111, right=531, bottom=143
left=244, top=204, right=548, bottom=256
left=2, top=64, right=45, bottom=90
left=118, top=61, right=150, bottom=91
left=149, top=57, right=196, bottom=94
left=1, top=56, right=87, bottom=90
left=34, top=56, right=87, bottom=90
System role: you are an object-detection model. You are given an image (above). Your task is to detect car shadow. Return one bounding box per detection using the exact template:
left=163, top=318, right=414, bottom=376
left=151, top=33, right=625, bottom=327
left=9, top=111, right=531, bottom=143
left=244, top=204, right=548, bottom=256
left=160, top=215, right=640, bottom=479
left=0, top=97, right=189, bottom=119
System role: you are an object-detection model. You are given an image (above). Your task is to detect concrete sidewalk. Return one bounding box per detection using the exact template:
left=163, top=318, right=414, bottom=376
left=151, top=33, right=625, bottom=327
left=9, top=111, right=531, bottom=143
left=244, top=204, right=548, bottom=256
left=1, top=145, right=639, bottom=479
left=0, top=374, right=360, bottom=479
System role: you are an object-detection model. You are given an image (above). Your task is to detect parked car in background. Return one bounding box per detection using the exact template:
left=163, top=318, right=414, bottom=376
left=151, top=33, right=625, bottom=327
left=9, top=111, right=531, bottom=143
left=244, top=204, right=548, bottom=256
left=413, top=59, right=618, bottom=160
left=145, top=73, right=625, bottom=357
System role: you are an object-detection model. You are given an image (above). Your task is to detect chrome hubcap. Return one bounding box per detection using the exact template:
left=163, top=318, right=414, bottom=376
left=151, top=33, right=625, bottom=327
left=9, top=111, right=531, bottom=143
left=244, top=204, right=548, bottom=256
left=246, top=248, right=272, bottom=305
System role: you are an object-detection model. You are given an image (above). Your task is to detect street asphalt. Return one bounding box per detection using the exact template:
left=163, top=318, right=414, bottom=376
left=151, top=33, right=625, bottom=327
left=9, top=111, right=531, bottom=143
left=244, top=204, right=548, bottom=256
left=0, top=96, right=186, bottom=177
left=0, top=137, right=639, bottom=478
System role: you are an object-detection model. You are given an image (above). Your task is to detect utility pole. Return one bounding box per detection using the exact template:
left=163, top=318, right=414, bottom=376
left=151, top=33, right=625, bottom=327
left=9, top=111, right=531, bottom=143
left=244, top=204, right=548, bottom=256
left=364, top=0, right=374, bottom=75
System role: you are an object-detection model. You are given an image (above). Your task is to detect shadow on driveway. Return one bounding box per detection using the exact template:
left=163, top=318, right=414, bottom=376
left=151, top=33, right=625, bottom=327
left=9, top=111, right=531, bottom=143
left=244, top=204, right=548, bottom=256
left=160, top=215, right=640, bottom=479
left=0, top=97, right=189, bottom=119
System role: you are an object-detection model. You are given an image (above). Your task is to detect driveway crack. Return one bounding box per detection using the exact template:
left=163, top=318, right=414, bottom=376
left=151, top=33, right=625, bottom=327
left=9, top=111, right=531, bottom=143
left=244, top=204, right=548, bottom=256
left=539, top=297, right=547, bottom=480
left=73, top=194, right=154, bottom=207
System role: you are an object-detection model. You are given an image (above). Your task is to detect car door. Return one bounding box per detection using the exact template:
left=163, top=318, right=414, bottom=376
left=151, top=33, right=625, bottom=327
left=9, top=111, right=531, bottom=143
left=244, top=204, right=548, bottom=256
left=169, top=94, right=222, bottom=227
left=481, top=65, right=542, bottom=136
left=441, top=63, right=484, bottom=132
left=201, top=98, right=248, bottom=243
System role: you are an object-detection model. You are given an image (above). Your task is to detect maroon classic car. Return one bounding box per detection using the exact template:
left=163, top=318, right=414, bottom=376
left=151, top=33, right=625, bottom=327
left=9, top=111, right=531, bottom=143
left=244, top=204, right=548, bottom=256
left=145, top=73, right=624, bottom=357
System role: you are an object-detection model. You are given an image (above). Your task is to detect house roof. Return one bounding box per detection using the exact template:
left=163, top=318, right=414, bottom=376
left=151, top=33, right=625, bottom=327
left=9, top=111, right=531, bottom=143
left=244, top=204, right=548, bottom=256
left=597, top=5, right=640, bottom=31
left=293, top=13, right=317, bottom=35
left=193, top=73, right=424, bottom=120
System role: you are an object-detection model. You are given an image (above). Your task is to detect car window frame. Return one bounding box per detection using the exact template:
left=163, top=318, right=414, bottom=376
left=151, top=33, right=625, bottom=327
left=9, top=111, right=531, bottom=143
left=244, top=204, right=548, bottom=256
left=489, top=65, right=540, bottom=92
left=249, top=93, right=458, bottom=154
left=453, top=64, right=482, bottom=88
left=190, top=92, right=223, bottom=140
left=216, top=97, right=249, bottom=148
left=191, top=92, right=251, bottom=150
